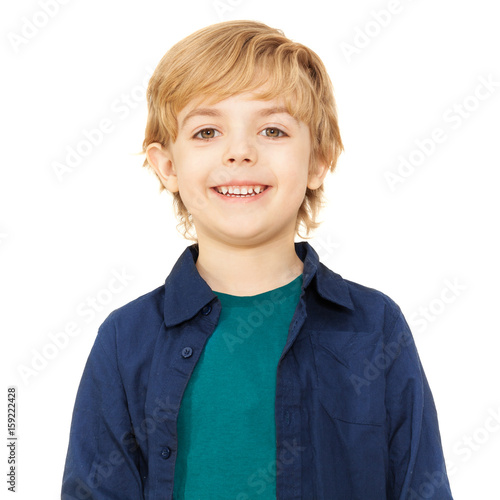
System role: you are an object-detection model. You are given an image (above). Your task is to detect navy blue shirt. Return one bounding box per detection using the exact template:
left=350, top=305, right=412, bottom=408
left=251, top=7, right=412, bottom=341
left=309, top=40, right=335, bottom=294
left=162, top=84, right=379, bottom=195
left=61, top=241, right=453, bottom=499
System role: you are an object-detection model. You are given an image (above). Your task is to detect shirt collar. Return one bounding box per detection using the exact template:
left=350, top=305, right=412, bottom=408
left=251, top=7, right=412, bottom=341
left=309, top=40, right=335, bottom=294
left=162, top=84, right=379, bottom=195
left=163, top=241, right=354, bottom=327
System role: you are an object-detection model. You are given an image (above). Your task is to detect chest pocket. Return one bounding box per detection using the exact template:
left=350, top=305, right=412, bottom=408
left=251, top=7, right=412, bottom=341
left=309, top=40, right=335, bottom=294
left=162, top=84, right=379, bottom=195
left=310, top=329, right=387, bottom=426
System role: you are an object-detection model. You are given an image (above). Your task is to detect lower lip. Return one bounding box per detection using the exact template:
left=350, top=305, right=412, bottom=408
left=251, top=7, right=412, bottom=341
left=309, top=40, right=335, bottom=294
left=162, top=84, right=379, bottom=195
left=211, top=187, right=271, bottom=203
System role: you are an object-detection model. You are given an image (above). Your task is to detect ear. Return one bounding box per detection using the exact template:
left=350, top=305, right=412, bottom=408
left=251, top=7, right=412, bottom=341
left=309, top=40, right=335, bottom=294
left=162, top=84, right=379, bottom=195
left=146, top=142, right=179, bottom=193
left=307, top=160, right=329, bottom=190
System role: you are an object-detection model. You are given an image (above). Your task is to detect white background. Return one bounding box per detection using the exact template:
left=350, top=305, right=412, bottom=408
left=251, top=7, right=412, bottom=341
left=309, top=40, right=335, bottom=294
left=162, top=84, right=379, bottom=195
left=1, top=0, right=499, bottom=498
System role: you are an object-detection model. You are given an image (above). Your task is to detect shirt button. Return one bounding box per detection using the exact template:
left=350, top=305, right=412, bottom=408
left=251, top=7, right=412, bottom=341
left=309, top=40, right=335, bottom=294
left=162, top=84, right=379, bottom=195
left=181, top=347, right=193, bottom=358
left=285, top=410, right=291, bottom=425
left=160, top=447, right=171, bottom=459
left=201, top=305, right=212, bottom=315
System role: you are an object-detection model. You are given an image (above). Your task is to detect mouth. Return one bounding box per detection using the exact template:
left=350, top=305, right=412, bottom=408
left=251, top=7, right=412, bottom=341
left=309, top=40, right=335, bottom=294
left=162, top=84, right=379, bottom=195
left=211, top=185, right=270, bottom=198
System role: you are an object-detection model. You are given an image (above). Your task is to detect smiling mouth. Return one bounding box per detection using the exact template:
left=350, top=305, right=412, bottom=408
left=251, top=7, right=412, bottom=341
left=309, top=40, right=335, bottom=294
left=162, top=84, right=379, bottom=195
left=212, top=186, right=270, bottom=198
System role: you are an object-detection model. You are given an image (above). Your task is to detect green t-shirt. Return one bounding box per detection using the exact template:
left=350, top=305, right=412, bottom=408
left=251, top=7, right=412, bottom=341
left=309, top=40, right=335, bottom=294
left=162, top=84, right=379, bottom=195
left=173, top=274, right=303, bottom=499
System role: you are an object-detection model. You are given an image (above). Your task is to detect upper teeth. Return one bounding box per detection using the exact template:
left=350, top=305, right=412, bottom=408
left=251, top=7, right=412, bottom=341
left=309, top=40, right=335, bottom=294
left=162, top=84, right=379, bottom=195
left=215, top=185, right=267, bottom=195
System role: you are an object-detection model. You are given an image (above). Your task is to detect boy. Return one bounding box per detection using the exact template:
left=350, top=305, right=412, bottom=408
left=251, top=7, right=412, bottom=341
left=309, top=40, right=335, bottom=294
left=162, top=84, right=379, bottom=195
left=62, top=20, right=453, bottom=499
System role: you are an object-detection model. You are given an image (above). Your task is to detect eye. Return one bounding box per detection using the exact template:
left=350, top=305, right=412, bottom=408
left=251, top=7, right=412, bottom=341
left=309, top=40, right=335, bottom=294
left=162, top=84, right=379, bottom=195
left=194, top=128, right=221, bottom=140
left=260, top=127, right=287, bottom=138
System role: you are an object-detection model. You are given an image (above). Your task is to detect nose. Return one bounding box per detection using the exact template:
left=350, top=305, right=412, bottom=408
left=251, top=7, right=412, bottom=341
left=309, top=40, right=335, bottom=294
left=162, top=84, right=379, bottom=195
left=223, top=132, right=257, bottom=167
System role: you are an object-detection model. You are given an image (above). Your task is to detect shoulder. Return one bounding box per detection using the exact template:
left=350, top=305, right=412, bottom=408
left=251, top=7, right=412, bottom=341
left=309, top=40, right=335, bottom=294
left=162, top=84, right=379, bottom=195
left=318, top=259, right=402, bottom=315
left=95, top=283, right=165, bottom=356
left=107, top=283, right=165, bottom=327
left=314, top=261, right=405, bottom=337
left=344, top=276, right=401, bottom=316
left=309, top=267, right=417, bottom=384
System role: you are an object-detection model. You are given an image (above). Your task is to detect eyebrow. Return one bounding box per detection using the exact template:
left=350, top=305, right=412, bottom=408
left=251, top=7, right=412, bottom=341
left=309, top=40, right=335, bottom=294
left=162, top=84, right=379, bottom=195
left=180, top=108, right=222, bottom=130
left=258, top=106, right=299, bottom=124
left=179, top=105, right=297, bottom=130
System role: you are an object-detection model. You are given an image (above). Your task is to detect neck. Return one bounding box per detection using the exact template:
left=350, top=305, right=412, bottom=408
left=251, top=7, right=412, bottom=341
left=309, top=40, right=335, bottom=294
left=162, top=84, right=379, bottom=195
left=194, top=236, right=304, bottom=296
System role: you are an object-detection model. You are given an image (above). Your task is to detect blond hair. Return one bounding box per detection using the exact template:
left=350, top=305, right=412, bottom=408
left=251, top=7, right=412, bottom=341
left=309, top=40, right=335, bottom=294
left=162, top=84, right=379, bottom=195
left=142, top=20, right=343, bottom=241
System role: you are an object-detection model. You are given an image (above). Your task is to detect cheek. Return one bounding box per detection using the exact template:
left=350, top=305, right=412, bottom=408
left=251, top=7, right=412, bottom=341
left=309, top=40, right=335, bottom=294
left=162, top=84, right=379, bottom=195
left=173, top=155, right=211, bottom=210
left=173, top=154, right=199, bottom=183
left=279, top=175, right=309, bottom=211
left=280, top=151, right=310, bottom=187
left=289, top=169, right=311, bottom=203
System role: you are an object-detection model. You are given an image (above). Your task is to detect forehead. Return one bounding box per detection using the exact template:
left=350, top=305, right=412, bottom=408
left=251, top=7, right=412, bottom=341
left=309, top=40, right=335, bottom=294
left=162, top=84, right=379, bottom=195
left=177, top=92, right=298, bottom=128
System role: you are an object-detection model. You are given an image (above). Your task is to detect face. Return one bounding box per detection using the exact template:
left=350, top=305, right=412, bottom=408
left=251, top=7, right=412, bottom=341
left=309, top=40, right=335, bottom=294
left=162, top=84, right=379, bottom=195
left=147, top=90, right=327, bottom=248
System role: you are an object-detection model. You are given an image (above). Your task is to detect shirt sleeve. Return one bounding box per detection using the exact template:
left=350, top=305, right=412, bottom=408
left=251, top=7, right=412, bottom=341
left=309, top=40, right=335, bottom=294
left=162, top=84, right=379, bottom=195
left=385, top=309, right=454, bottom=499
left=61, top=313, right=144, bottom=500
